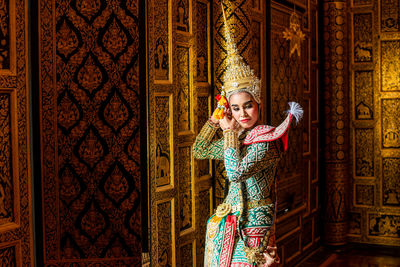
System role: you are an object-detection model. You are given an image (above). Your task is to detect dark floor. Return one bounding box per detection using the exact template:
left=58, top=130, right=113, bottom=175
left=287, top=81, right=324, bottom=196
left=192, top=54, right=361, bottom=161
left=297, top=244, right=400, bottom=267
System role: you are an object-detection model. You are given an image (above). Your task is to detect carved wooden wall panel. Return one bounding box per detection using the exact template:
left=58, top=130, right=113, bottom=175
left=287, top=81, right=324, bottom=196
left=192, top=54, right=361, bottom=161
left=269, top=0, right=321, bottom=265
left=0, top=93, right=14, bottom=224
left=350, top=0, right=400, bottom=247
left=147, top=0, right=212, bottom=266
left=39, top=0, right=142, bottom=265
left=0, top=0, right=33, bottom=265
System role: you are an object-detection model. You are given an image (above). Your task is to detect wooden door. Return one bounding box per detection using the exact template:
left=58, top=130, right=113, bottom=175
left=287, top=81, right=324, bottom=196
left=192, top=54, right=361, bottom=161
left=147, top=0, right=213, bottom=266
left=38, top=0, right=143, bottom=265
left=0, top=0, right=34, bottom=266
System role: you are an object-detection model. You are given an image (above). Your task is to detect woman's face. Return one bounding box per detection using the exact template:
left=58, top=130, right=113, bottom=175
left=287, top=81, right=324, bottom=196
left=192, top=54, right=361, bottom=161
left=229, top=92, right=259, bottom=129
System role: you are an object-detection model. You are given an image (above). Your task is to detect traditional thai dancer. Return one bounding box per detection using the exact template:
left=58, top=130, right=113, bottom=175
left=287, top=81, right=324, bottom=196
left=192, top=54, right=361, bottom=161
left=193, top=6, right=303, bottom=267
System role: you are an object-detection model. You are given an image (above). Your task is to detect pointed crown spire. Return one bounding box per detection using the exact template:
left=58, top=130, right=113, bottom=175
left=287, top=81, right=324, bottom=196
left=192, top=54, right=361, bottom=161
left=221, top=3, right=261, bottom=103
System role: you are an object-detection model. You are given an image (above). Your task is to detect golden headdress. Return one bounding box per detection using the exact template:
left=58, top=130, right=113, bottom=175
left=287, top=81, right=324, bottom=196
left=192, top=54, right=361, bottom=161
left=221, top=4, right=261, bottom=103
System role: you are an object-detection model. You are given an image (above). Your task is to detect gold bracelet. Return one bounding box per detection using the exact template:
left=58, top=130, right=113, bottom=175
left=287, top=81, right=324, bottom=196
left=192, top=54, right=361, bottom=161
left=223, top=129, right=239, bottom=149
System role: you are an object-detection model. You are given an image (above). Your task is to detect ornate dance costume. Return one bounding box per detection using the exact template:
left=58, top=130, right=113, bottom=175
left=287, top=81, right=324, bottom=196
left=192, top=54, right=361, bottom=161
left=193, top=5, right=303, bottom=266
left=194, top=105, right=301, bottom=266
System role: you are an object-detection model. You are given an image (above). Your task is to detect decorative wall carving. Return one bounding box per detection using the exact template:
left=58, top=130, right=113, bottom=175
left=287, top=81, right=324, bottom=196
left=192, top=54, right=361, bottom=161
left=196, top=1, right=208, bottom=83
left=353, top=13, right=372, bottom=63
left=250, top=20, right=261, bottom=78
left=382, top=158, right=400, bottom=206
left=197, top=187, right=211, bottom=266
left=0, top=0, right=33, bottom=265
left=355, top=184, right=374, bottom=206
left=177, top=46, right=191, bottom=132
left=382, top=41, right=400, bottom=91
left=197, top=96, right=210, bottom=177
left=252, top=0, right=261, bottom=10
left=155, top=95, right=172, bottom=188
left=179, top=241, right=194, bottom=267
left=381, top=0, right=399, bottom=32
left=0, top=93, right=13, bottom=223
left=382, top=99, right=400, bottom=148
left=0, top=245, right=16, bottom=267
left=178, top=147, right=193, bottom=232
left=0, top=0, right=10, bottom=69
left=350, top=0, right=400, bottom=247
left=149, top=0, right=211, bottom=265
left=40, top=0, right=142, bottom=264
left=355, top=71, right=373, bottom=119
left=157, top=200, right=174, bottom=267
left=355, top=128, right=374, bottom=177
left=177, top=0, right=190, bottom=32
left=153, top=0, right=171, bottom=81
left=270, top=5, right=307, bottom=217
left=369, top=213, right=400, bottom=239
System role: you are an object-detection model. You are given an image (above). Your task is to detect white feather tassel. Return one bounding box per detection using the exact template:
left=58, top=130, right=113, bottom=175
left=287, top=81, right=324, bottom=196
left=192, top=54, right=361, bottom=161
left=286, top=102, right=303, bottom=124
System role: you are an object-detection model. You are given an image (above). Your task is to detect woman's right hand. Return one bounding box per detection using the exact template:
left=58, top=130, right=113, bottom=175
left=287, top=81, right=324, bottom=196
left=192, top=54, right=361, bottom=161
left=210, top=109, right=220, bottom=125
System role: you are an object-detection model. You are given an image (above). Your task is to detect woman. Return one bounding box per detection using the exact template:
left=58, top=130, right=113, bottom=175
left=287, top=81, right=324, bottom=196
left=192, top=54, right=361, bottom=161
left=193, top=6, right=303, bottom=266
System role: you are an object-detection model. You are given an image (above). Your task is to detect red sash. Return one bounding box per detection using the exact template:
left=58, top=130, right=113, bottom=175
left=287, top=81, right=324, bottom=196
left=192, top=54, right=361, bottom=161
left=218, top=215, right=237, bottom=267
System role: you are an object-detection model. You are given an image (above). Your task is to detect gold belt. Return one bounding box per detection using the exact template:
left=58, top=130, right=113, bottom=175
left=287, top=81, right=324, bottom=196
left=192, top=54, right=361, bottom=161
left=231, top=198, right=274, bottom=213
left=247, top=198, right=273, bottom=209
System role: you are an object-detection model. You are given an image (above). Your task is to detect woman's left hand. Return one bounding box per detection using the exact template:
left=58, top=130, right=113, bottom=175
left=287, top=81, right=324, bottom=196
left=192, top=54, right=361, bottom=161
left=219, top=109, right=239, bottom=131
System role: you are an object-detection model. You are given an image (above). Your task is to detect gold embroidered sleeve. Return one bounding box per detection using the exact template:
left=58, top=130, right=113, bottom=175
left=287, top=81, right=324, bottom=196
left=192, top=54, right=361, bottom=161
left=223, top=129, right=239, bottom=150
left=193, top=121, right=224, bottom=160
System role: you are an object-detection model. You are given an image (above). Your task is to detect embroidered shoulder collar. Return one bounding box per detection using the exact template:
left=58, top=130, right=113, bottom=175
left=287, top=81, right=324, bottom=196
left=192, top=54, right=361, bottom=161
left=243, top=114, right=293, bottom=151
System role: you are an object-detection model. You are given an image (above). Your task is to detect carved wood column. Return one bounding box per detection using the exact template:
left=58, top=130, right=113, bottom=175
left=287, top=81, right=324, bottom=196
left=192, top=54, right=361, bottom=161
left=322, top=0, right=349, bottom=245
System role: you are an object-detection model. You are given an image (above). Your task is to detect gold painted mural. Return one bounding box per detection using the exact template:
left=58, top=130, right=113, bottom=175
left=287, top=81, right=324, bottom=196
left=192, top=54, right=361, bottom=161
left=350, top=0, right=400, bottom=246
left=148, top=0, right=212, bottom=265
left=382, top=99, right=400, bottom=148
left=381, top=0, right=399, bottom=32
left=382, top=41, right=400, bottom=92
left=156, top=200, right=175, bottom=266
left=155, top=95, right=173, bottom=188
left=195, top=1, right=208, bottom=83
left=153, top=0, right=171, bottom=82
left=178, top=146, right=193, bottom=232
left=369, top=213, right=400, bottom=239
left=355, top=128, right=374, bottom=177
left=382, top=158, right=400, bottom=206
left=355, top=184, right=374, bottom=206
left=353, top=13, right=372, bottom=63
left=354, top=71, right=373, bottom=120
left=176, top=46, right=191, bottom=132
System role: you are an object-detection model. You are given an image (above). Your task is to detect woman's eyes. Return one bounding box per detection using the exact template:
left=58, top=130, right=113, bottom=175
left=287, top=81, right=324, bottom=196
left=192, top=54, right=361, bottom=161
left=232, top=105, right=252, bottom=112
